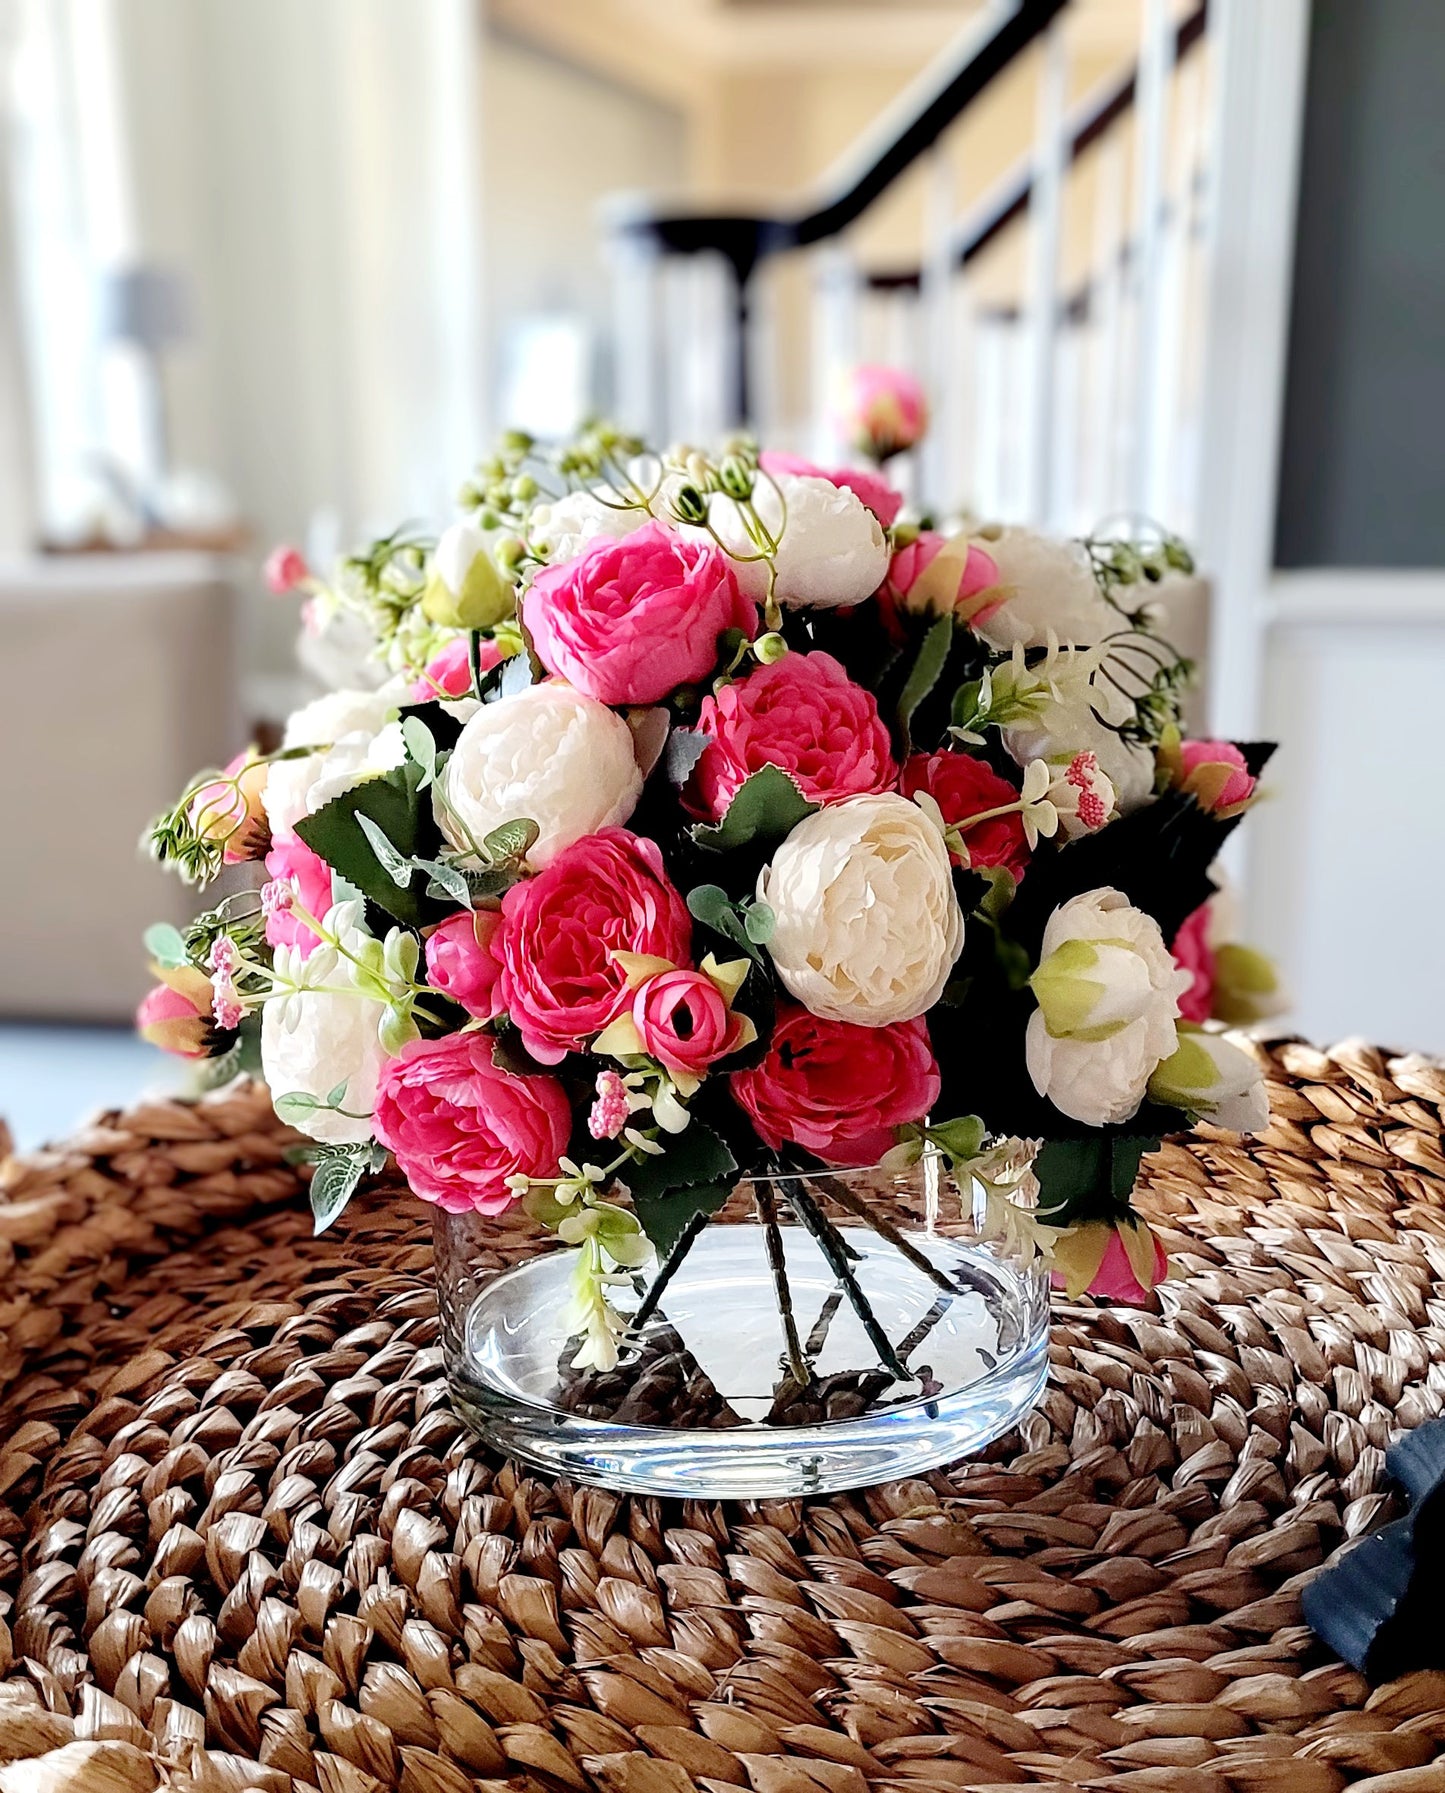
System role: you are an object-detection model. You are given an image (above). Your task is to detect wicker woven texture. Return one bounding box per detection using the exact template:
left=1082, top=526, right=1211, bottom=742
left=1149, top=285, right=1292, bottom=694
left=5, top=1040, right=1445, bottom=1793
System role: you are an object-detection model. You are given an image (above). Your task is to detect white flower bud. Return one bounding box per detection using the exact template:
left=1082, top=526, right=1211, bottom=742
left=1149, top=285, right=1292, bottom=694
left=1148, top=1027, right=1270, bottom=1132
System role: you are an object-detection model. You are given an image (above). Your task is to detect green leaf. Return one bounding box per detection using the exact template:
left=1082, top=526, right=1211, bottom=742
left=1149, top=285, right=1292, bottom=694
left=690, top=764, right=816, bottom=854
left=926, top=1115, right=987, bottom=1165
left=418, top=858, right=473, bottom=906
left=325, top=1080, right=349, bottom=1107
left=482, top=817, right=539, bottom=865
left=1033, top=1134, right=1162, bottom=1224
left=624, top=1121, right=737, bottom=1255
left=295, top=758, right=432, bottom=927
left=686, top=884, right=764, bottom=967
left=743, top=902, right=774, bottom=944
left=356, top=813, right=415, bottom=890
left=309, top=1150, right=367, bottom=1234
left=274, top=1090, right=321, bottom=1123
left=401, top=716, right=438, bottom=789
left=897, top=613, right=953, bottom=747
left=143, top=922, right=190, bottom=968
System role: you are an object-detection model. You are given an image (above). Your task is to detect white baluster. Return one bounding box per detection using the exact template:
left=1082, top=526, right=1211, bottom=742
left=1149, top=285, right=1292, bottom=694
left=1129, top=0, right=1175, bottom=519
left=610, top=231, right=659, bottom=440
left=921, top=138, right=956, bottom=516
left=1023, top=18, right=1068, bottom=528
left=812, top=243, right=858, bottom=462
left=1088, top=131, right=1127, bottom=526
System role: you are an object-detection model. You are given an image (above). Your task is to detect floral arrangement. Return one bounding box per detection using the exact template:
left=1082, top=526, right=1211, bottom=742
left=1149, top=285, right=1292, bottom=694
left=142, top=374, right=1282, bottom=1370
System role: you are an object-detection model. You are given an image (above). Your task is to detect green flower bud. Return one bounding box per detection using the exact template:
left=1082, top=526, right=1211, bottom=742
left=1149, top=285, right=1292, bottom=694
left=422, top=523, right=514, bottom=630
left=753, top=631, right=788, bottom=665
left=494, top=534, right=526, bottom=570
left=719, top=456, right=755, bottom=501
left=510, top=473, right=538, bottom=503
left=670, top=483, right=709, bottom=527
left=500, top=428, right=534, bottom=455
left=1211, top=943, right=1284, bottom=1025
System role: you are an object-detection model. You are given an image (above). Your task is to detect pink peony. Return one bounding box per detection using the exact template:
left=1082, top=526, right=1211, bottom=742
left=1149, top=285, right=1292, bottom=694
left=425, top=909, right=505, bottom=1020
left=373, top=1034, right=571, bottom=1214
left=759, top=451, right=904, bottom=528
left=686, top=651, right=897, bottom=822
left=523, top=519, right=756, bottom=705
left=498, top=829, right=693, bottom=1063
left=881, top=532, right=1000, bottom=627
left=731, top=1005, right=940, bottom=1165
left=136, top=964, right=217, bottom=1059
left=1171, top=901, right=1216, bottom=1024
left=263, top=832, right=334, bottom=957
left=264, top=545, right=309, bottom=594
left=838, top=364, right=928, bottom=461
left=901, top=750, right=1030, bottom=878
left=189, top=749, right=270, bottom=864
left=1173, top=739, right=1257, bottom=815
left=410, top=634, right=502, bottom=702
left=633, top=969, right=747, bottom=1077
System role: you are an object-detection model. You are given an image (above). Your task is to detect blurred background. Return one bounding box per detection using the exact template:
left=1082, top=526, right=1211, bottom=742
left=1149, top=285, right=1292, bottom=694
left=0, top=0, right=1441, bottom=1146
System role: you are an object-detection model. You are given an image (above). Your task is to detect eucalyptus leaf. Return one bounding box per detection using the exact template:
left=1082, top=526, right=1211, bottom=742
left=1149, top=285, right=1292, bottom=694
left=142, top=922, right=190, bottom=969
left=743, top=901, right=775, bottom=944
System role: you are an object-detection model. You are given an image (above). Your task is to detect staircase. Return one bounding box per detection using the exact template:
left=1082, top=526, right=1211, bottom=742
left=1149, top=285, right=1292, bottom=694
left=605, top=0, right=1215, bottom=540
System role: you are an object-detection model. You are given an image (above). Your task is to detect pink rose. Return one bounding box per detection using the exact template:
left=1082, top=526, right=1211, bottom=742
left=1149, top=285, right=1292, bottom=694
left=759, top=451, right=904, bottom=528
left=136, top=964, right=217, bottom=1059
left=523, top=519, right=756, bottom=705
left=882, top=532, right=1000, bottom=626
left=1171, top=902, right=1215, bottom=1024
left=188, top=748, right=270, bottom=864
left=1172, top=739, right=1257, bottom=815
left=264, top=545, right=309, bottom=594
left=686, top=651, right=897, bottom=822
left=499, top=828, right=692, bottom=1063
left=633, top=969, right=746, bottom=1076
left=373, top=1034, right=571, bottom=1214
left=838, top=364, right=928, bottom=461
left=411, top=634, right=502, bottom=702
left=731, top=1005, right=940, bottom=1166
left=425, top=909, right=505, bottom=1020
left=263, top=832, right=333, bottom=957
left=901, top=751, right=1030, bottom=878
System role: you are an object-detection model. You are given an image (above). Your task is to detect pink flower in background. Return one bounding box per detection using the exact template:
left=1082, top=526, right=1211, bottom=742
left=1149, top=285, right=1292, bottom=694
left=136, top=964, right=219, bottom=1059
left=1171, top=901, right=1216, bottom=1024
left=264, top=545, right=310, bottom=594
left=523, top=520, right=756, bottom=705
left=498, top=828, right=693, bottom=1063
left=632, top=969, right=745, bottom=1077
left=262, top=833, right=333, bottom=957
left=687, top=651, right=896, bottom=821
left=758, top=451, right=904, bottom=528
left=373, top=1034, right=571, bottom=1213
left=424, top=909, right=505, bottom=1020
left=188, top=749, right=269, bottom=864
left=901, top=750, right=1030, bottom=878
left=731, top=1006, right=940, bottom=1165
left=1172, top=739, right=1257, bottom=815
left=838, top=364, right=928, bottom=461
left=881, top=532, right=1000, bottom=627
left=410, top=634, right=502, bottom=702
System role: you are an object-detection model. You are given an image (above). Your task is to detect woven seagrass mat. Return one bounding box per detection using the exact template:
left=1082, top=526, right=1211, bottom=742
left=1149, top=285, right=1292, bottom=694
left=5, top=1042, right=1445, bottom=1793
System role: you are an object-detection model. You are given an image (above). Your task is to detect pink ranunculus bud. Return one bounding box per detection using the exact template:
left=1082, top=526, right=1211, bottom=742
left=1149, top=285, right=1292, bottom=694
left=424, top=909, right=506, bottom=1021
left=686, top=650, right=896, bottom=823
left=758, top=451, right=904, bottom=528
left=882, top=533, right=999, bottom=624
left=838, top=364, right=928, bottom=462
left=730, top=1004, right=940, bottom=1167
left=632, top=969, right=746, bottom=1078
left=410, top=634, right=503, bottom=703
left=1172, top=738, right=1257, bottom=816
left=136, top=964, right=219, bottom=1058
left=264, top=544, right=310, bottom=594
left=372, top=1033, right=573, bottom=1214
left=188, top=749, right=270, bottom=864
left=522, top=519, right=756, bottom=705
left=1170, top=901, right=1216, bottom=1024
left=498, top=829, right=692, bottom=1064
left=1052, top=1220, right=1169, bottom=1304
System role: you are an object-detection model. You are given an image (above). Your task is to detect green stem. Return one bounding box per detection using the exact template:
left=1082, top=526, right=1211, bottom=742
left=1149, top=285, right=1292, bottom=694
left=628, top=1209, right=710, bottom=1333
left=777, top=1169, right=913, bottom=1384
left=755, top=1183, right=810, bottom=1387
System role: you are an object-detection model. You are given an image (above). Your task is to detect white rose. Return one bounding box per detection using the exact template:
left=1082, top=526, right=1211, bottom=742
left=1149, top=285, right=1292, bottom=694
left=971, top=527, right=1119, bottom=650
left=1025, top=887, right=1191, bottom=1126
left=1001, top=665, right=1156, bottom=815
left=437, top=681, right=643, bottom=870
left=262, top=688, right=399, bottom=836
left=530, top=490, right=651, bottom=566
left=758, top=793, right=964, bottom=1025
left=1148, top=1027, right=1270, bottom=1133
left=700, top=472, right=889, bottom=610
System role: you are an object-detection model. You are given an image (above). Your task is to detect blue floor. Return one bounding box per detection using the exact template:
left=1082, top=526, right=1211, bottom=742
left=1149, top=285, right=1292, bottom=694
left=0, top=1024, right=182, bottom=1154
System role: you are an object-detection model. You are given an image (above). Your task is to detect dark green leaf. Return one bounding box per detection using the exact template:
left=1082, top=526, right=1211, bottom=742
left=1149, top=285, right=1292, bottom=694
left=897, top=613, right=953, bottom=747
left=143, top=922, right=190, bottom=968
left=624, top=1121, right=737, bottom=1255
left=1033, top=1134, right=1161, bottom=1224
left=631, top=1178, right=732, bottom=1259
left=295, top=758, right=432, bottom=927
left=689, top=764, right=816, bottom=854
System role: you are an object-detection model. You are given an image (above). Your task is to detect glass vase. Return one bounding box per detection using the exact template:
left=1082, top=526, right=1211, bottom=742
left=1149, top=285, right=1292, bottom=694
left=434, top=1156, right=1050, bottom=1498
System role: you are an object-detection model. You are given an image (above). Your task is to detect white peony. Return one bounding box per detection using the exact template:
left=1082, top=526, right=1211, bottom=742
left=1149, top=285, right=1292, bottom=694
left=1001, top=661, right=1156, bottom=815
left=530, top=490, right=651, bottom=566
left=262, top=688, right=400, bottom=837
left=700, top=472, right=889, bottom=610
left=437, top=681, right=643, bottom=870
left=261, top=920, right=391, bottom=1147
left=1148, top=1027, right=1270, bottom=1133
left=1025, top=887, right=1192, bottom=1126
left=758, top=793, right=964, bottom=1026
left=970, top=527, right=1120, bottom=650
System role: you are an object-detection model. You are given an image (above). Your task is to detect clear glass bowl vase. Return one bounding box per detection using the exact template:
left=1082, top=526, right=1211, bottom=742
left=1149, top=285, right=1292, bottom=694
left=434, top=1156, right=1050, bottom=1498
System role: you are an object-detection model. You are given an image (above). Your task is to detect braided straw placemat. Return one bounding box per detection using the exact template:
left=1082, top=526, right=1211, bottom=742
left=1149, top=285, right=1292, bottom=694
left=5, top=1039, right=1445, bottom=1793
